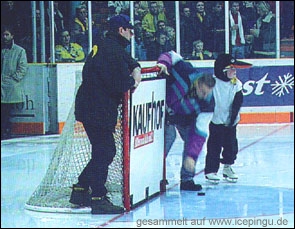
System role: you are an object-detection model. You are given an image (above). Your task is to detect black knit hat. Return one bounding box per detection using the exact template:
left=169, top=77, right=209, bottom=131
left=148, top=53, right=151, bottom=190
left=214, top=54, right=252, bottom=81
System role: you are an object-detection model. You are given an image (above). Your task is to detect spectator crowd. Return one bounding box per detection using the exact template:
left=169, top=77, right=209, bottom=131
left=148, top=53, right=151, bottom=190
left=1, top=1, right=294, bottom=63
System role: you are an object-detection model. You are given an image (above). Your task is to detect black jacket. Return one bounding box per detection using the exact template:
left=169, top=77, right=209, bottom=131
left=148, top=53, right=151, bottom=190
left=75, top=31, right=140, bottom=129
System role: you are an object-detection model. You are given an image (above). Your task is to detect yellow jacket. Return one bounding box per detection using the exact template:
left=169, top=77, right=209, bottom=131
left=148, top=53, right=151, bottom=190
left=142, top=12, right=167, bottom=33
left=55, top=43, right=85, bottom=62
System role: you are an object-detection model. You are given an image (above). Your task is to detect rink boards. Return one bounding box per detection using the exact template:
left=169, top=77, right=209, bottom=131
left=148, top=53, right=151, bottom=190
left=10, top=58, right=294, bottom=135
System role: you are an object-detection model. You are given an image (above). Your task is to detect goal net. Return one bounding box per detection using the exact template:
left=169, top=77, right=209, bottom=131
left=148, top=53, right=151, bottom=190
left=25, top=66, right=161, bottom=213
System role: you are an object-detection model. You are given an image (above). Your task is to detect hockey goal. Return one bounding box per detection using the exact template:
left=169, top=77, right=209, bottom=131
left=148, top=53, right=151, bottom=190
left=25, top=66, right=164, bottom=213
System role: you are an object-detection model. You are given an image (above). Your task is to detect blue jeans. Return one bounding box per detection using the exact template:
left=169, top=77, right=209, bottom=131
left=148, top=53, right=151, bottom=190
left=165, top=123, right=199, bottom=181
left=231, top=45, right=245, bottom=59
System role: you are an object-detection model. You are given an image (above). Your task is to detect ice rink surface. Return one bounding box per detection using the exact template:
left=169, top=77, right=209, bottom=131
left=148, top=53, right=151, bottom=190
left=1, top=123, right=294, bottom=228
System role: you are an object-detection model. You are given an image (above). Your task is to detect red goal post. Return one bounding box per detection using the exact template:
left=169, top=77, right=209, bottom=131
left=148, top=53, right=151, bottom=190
left=123, top=66, right=166, bottom=210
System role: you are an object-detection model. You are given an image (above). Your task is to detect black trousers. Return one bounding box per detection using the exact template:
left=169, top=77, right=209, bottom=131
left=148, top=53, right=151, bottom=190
left=78, top=121, right=116, bottom=197
left=204, top=122, right=238, bottom=174
left=1, top=103, right=14, bottom=138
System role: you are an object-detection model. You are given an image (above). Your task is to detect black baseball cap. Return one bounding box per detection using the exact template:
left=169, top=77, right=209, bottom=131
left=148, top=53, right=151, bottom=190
left=214, top=54, right=252, bottom=77
left=109, top=14, right=134, bottom=30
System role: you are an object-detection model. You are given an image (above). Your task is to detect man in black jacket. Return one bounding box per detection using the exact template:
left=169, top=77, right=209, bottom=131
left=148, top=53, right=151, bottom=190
left=70, top=14, right=141, bottom=214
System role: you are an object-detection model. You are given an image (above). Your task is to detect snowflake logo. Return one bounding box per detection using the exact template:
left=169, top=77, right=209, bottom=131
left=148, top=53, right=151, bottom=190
left=271, top=73, right=294, bottom=97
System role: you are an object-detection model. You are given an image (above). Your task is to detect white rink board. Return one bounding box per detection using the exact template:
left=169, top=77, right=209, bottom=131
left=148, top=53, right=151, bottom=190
left=129, top=78, right=166, bottom=206
left=55, top=63, right=83, bottom=122
left=10, top=65, right=49, bottom=134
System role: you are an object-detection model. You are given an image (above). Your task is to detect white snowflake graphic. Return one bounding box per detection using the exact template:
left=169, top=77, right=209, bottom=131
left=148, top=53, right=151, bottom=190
left=271, top=73, right=294, bottom=97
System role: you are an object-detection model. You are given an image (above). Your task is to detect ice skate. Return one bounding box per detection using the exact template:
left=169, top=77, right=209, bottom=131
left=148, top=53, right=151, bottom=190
left=223, top=165, right=238, bottom=182
left=205, top=173, right=220, bottom=184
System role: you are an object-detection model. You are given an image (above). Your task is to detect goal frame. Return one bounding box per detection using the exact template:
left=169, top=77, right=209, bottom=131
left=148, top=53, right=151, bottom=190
left=24, top=66, right=166, bottom=213
left=123, top=67, right=166, bottom=211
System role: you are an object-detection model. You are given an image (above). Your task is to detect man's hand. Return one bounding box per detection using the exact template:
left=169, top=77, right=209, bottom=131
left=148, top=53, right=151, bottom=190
left=131, top=67, right=141, bottom=87
left=156, top=63, right=169, bottom=75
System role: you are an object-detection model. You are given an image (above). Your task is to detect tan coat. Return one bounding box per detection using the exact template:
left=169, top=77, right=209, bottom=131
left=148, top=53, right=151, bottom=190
left=1, top=43, right=28, bottom=103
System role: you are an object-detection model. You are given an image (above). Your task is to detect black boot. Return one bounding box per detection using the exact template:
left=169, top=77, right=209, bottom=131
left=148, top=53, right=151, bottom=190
left=1, top=128, right=11, bottom=140
left=69, top=184, right=91, bottom=206
left=91, top=196, right=125, bottom=214
left=180, top=180, right=202, bottom=191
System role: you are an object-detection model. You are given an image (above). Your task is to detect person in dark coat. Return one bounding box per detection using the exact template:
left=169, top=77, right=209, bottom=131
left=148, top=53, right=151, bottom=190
left=70, top=14, right=141, bottom=214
